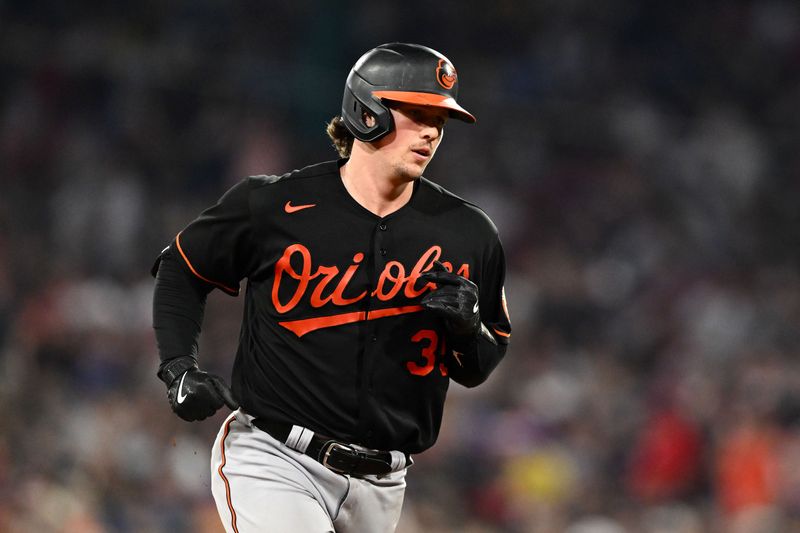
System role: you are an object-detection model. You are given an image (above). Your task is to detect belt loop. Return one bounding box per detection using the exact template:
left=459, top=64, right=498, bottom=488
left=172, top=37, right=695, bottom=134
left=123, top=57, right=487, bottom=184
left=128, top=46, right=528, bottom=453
left=285, top=425, right=315, bottom=454
left=389, top=451, right=407, bottom=471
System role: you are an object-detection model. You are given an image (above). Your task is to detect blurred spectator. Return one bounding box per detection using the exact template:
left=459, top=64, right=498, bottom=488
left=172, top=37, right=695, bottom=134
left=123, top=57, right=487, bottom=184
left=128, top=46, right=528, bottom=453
left=626, top=406, right=703, bottom=504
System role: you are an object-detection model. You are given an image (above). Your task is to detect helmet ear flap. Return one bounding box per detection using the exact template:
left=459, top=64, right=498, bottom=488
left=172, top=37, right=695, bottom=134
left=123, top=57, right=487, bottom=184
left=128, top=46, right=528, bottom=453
left=341, top=73, right=394, bottom=142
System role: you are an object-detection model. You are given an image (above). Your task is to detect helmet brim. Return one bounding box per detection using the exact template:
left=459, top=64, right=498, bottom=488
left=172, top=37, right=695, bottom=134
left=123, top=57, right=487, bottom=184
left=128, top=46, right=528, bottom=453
left=372, top=90, right=476, bottom=124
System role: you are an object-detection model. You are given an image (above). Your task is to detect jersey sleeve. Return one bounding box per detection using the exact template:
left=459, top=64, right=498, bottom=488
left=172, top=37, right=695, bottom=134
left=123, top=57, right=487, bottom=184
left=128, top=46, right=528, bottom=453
left=443, top=236, right=511, bottom=388
left=164, top=178, right=256, bottom=296
left=480, top=239, right=511, bottom=345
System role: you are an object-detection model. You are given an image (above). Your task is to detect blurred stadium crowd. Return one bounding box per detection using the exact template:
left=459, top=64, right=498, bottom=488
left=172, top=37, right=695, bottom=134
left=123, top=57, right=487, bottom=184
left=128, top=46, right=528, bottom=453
left=2, top=1, right=800, bottom=532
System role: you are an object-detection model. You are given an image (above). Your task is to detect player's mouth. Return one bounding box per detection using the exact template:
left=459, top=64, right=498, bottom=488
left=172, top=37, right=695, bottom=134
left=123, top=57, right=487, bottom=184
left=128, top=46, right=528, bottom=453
left=411, top=146, right=432, bottom=160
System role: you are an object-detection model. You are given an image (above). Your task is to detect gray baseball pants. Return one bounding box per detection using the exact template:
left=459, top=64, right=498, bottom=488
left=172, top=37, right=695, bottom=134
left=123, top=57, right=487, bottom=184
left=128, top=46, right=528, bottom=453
left=210, top=410, right=408, bottom=533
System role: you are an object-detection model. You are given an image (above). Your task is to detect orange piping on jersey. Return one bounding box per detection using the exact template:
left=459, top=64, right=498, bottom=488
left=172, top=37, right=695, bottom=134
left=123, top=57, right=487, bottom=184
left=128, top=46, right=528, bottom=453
left=367, top=305, right=424, bottom=320
left=175, top=232, right=239, bottom=294
left=279, top=310, right=366, bottom=337
left=493, top=328, right=511, bottom=338
left=218, top=414, right=239, bottom=533
left=278, top=305, right=425, bottom=337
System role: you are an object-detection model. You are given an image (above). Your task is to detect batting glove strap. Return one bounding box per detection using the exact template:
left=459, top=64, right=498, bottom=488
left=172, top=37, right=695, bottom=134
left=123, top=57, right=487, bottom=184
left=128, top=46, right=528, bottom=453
left=478, top=322, right=499, bottom=346
left=157, top=355, right=199, bottom=386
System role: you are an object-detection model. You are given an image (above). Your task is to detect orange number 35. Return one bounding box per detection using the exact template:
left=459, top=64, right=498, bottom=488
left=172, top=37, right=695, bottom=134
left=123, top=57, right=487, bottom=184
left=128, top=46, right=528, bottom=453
left=406, top=329, right=448, bottom=377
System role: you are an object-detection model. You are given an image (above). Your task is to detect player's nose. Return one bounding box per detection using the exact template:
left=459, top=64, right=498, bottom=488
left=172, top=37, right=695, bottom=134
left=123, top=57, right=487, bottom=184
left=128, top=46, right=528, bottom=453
left=420, top=123, right=441, bottom=141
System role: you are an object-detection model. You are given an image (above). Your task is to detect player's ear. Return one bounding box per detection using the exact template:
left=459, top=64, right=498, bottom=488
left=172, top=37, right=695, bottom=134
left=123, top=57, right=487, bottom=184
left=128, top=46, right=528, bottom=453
left=361, top=110, right=376, bottom=128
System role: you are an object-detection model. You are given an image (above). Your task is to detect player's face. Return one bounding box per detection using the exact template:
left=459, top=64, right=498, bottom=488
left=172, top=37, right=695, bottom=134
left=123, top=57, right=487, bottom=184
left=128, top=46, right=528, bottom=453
left=374, top=103, right=449, bottom=181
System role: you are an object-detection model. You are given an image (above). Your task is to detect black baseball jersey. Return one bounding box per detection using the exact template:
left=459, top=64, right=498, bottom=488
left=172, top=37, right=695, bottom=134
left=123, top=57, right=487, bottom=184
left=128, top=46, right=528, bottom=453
left=163, top=159, right=510, bottom=453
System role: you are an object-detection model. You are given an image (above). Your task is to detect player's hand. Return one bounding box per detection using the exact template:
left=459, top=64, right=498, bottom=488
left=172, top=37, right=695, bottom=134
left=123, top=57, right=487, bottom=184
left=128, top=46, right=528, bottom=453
left=167, top=368, right=239, bottom=421
left=419, top=261, right=480, bottom=341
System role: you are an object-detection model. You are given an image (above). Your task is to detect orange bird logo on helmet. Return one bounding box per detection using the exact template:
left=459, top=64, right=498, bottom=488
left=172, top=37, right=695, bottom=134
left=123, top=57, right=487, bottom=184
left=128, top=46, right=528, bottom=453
left=435, top=59, right=457, bottom=90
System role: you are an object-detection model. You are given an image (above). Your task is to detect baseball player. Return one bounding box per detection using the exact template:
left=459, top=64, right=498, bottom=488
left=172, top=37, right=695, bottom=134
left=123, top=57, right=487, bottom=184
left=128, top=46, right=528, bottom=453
left=151, top=42, right=511, bottom=532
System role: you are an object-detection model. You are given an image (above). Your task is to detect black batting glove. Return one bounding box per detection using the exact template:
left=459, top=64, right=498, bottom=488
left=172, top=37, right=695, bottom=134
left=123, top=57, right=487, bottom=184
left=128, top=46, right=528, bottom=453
left=160, top=357, right=239, bottom=421
left=419, top=261, right=481, bottom=342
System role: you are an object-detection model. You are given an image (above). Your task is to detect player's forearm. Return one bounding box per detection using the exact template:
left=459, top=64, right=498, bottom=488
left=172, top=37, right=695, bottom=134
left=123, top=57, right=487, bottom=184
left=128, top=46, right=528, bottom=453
left=152, top=249, right=210, bottom=377
left=445, top=334, right=507, bottom=388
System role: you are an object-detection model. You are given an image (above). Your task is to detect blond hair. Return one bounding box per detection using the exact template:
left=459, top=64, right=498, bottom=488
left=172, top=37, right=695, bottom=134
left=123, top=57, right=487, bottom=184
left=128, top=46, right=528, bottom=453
left=325, top=116, right=354, bottom=158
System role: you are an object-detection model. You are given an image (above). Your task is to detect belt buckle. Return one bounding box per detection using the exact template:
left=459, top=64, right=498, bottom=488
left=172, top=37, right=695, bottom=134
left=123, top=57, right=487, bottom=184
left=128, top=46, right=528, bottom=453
left=322, top=441, right=356, bottom=474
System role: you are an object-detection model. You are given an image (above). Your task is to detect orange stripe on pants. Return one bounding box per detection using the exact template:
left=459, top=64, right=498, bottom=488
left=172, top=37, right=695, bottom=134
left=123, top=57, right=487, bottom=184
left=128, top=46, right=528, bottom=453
left=218, top=415, right=239, bottom=533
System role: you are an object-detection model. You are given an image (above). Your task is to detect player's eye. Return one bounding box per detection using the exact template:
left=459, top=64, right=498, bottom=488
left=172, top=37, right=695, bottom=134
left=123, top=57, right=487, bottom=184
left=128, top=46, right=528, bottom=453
left=416, top=110, right=445, bottom=129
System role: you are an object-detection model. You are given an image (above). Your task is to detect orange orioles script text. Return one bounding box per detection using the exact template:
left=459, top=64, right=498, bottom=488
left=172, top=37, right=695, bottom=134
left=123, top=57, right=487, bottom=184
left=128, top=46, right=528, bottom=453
left=272, top=244, right=470, bottom=337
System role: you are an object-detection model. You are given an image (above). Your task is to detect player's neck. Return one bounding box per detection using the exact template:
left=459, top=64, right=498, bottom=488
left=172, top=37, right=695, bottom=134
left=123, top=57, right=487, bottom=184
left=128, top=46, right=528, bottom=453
left=340, top=155, right=415, bottom=218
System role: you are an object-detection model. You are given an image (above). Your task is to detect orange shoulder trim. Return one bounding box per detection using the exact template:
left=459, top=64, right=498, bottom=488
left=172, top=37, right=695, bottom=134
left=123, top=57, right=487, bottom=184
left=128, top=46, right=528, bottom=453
left=175, top=232, right=239, bottom=295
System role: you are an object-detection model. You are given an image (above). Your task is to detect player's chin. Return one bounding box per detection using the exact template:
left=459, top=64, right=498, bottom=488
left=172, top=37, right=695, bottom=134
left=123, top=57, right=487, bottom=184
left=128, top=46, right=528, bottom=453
left=406, top=158, right=431, bottom=177
left=407, top=168, right=426, bottom=180
left=394, top=162, right=425, bottom=181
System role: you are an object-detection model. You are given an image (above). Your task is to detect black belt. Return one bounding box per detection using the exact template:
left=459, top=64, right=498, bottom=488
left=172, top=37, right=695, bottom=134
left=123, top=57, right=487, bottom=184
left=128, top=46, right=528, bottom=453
left=253, top=418, right=408, bottom=477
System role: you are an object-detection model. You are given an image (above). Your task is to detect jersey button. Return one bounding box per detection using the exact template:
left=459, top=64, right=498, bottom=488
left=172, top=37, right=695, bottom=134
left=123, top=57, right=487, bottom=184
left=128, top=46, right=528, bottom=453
left=379, top=223, right=387, bottom=231
left=380, top=248, right=387, bottom=256
left=371, top=335, right=378, bottom=342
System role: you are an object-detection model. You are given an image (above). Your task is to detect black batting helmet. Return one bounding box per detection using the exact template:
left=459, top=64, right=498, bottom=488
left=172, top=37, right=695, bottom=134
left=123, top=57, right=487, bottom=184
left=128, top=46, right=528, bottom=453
left=341, top=43, right=476, bottom=142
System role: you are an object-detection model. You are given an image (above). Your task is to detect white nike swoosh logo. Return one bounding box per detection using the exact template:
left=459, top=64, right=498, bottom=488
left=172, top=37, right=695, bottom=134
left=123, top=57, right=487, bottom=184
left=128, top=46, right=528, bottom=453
left=177, top=372, right=189, bottom=404
left=473, top=301, right=479, bottom=313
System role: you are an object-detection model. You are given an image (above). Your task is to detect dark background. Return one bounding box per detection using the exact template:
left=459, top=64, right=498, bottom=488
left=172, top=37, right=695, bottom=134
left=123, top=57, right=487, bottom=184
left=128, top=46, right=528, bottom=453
left=1, top=1, right=799, bottom=531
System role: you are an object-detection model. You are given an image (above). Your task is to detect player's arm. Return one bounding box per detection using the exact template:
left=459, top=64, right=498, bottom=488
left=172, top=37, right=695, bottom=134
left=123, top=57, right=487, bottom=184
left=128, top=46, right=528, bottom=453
left=420, top=243, right=511, bottom=387
left=153, top=250, right=238, bottom=420
left=151, top=178, right=256, bottom=420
